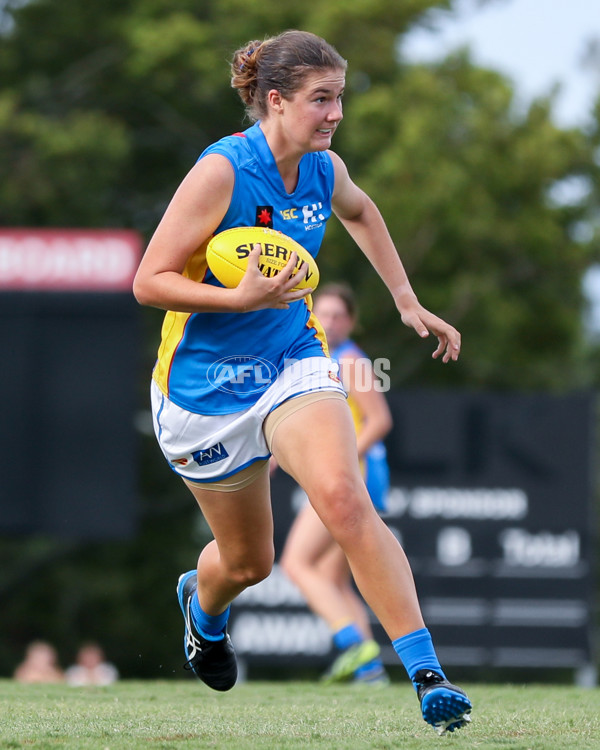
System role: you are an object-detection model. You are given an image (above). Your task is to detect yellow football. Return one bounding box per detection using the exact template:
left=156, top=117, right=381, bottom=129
left=206, top=227, right=319, bottom=292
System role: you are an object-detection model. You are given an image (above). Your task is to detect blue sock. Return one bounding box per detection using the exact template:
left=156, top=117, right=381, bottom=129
left=190, top=594, right=230, bottom=642
left=333, top=622, right=363, bottom=651
left=392, top=627, right=445, bottom=689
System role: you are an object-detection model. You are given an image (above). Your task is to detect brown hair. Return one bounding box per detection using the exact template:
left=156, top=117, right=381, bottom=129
left=315, top=282, right=357, bottom=319
left=231, top=30, right=347, bottom=122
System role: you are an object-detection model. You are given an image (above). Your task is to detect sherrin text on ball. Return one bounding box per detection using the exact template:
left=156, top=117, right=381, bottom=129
left=206, top=227, right=319, bottom=292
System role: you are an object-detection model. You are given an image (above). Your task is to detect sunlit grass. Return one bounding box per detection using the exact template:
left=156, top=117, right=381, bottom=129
left=1, top=679, right=599, bottom=749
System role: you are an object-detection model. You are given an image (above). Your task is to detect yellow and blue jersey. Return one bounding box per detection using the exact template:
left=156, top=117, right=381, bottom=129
left=152, top=123, right=334, bottom=415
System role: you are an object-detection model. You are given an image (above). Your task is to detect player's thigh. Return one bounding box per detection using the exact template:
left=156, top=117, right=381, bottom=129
left=186, top=467, right=274, bottom=566
left=272, top=397, right=366, bottom=501
left=272, top=398, right=378, bottom=542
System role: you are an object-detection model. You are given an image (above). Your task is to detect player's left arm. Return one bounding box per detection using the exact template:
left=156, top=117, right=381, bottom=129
left=329, top=151, right=461, bottom=363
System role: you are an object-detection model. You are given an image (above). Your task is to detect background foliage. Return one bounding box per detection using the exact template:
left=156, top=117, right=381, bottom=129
left=1, top=0, right=599, bottom=677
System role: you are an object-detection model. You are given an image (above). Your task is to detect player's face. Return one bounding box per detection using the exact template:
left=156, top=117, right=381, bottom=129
left=314, top=294, right=354, bottom=349
left=281, top=69, right=345, bottom=152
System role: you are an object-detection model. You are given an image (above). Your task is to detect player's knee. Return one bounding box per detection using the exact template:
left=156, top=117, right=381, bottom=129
left=279, top=549, right=292, bottom=578
left=226, top=547, right=274, bottom=587
left=314, top=476, right=372, bottom=541
left=279, top=548, right=303, bottom=584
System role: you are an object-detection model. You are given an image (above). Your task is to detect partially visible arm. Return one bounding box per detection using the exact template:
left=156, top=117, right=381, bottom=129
left=329, top=151, right=461, bottom=363
left=339, top=351, right=393, bottom=458
left=133, top=154, right=310, bottom=313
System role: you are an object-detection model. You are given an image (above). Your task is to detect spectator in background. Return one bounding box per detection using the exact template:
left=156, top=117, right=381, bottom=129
left=280, top=283, right=392, bottom=684
left=14, top=640, right=64, bottom=684
left=65, top=642, right=119, bottom=687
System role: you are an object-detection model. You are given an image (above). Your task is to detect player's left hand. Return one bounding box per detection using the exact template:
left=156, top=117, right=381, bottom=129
left=398, top=301, right=461, bottom=363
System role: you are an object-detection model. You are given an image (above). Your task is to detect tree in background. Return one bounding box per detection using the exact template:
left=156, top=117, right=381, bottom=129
left=1, top=0, right=595, bottom=390
left=0, top=0, right=446, bottom=230
left=0, top=0, right=599, bottom=677
left=329, top=50, right=594, bottom=390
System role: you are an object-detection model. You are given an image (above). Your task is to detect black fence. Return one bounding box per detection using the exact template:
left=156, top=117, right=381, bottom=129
left=0, top=230, right=141, bottom=539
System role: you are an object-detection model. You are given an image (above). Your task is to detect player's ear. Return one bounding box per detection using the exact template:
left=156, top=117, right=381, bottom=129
left=267, top=89, right=284, bottom=114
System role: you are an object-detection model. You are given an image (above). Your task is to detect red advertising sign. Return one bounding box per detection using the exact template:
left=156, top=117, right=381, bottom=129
left=0, top=229, right=142, bottom=291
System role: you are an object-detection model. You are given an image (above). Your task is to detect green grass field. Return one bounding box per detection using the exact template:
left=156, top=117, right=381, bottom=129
left=1, top=679, right=599, bottom=749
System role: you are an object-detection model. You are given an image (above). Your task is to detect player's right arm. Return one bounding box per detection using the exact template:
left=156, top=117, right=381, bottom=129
left=329, top=150, right=461, bottom=363
left=133, top=154, right=308, bottom=313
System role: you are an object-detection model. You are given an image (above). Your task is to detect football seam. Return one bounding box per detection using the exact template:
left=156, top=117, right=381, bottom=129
left=208, top=251, right=247, bottom=273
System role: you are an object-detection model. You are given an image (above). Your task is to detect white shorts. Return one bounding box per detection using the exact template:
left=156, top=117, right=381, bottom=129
left=151, top=356, right=346, bottom=483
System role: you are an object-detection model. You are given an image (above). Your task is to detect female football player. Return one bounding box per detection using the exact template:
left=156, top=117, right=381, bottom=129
left=133, top=30, right=471, bottom=734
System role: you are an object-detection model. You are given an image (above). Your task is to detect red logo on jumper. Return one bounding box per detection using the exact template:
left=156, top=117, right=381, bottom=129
left=255, top=206, right=273, bottom=228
